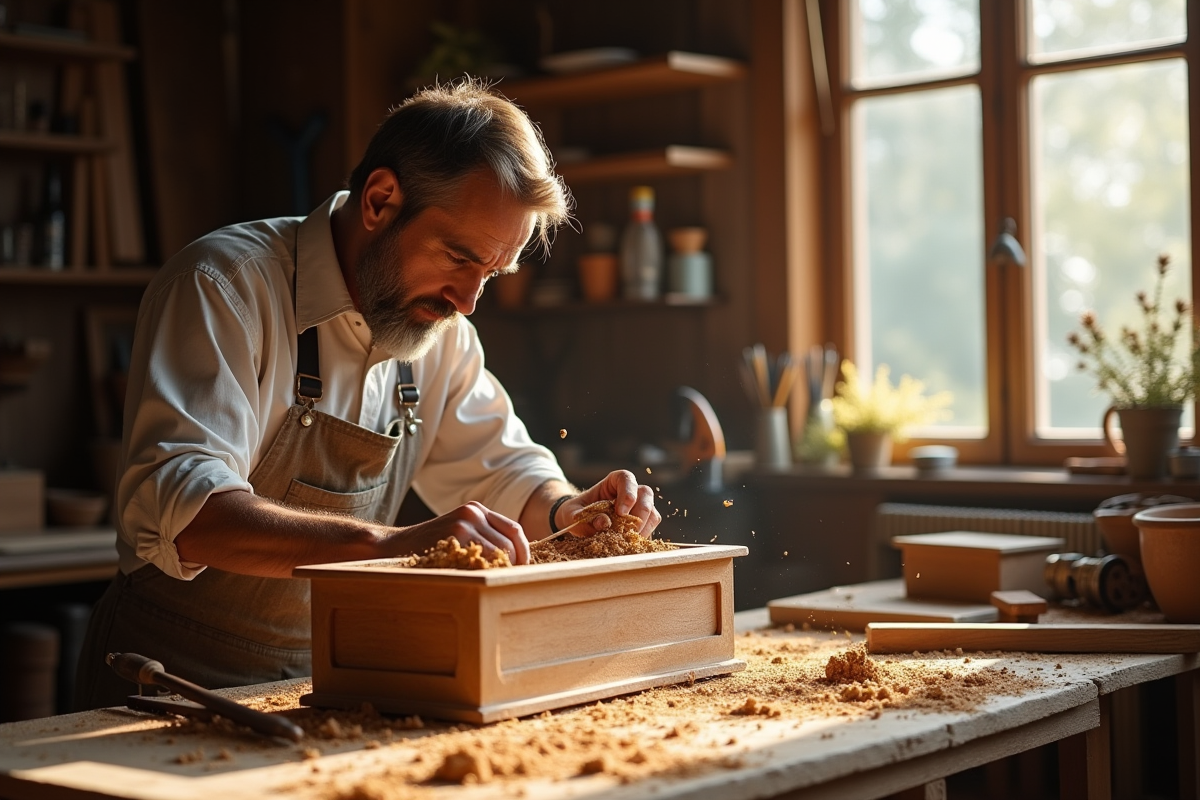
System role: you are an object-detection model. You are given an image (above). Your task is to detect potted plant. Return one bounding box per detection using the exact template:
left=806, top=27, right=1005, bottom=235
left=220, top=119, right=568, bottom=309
left=830, top=360, right=953, bottom=471
left=1067, top=254, right=1200, bottom=479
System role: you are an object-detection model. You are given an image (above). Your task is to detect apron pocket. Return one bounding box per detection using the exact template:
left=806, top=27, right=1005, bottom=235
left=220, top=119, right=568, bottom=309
left=283, top=479, right=388, bottom=514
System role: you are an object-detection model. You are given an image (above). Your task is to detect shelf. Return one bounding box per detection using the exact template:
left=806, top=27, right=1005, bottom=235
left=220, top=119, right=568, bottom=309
left=0, top=31, right=136, bottom=62
left=0, top=130, right=114, bottom=154
left=501, top=51, right=746, bottom=108
left=489, top=295, right=718, bottom=316
left=557, top=146, right=732, bottom=184
left=0, top=266, right=157, bottom=286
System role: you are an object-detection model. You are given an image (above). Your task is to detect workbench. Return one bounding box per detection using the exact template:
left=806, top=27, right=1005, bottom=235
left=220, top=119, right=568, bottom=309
left=1, top=609, right=1196, bottom=800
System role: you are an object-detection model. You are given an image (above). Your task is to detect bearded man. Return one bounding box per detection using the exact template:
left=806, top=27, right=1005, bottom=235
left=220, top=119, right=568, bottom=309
left=76, top=80, right=661, bottom=709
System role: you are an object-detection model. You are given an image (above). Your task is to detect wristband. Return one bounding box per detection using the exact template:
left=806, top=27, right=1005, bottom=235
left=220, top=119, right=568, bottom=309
left=548, top=494, right=574, bottom=534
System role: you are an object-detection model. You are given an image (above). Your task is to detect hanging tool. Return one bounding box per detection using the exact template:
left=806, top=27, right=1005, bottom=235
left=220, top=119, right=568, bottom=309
left=107, top=652, right=304, bottom=742
left=675, top=386, right=726, bottom=492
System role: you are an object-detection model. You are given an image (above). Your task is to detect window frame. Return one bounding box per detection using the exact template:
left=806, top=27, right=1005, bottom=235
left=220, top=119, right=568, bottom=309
left=818, top=0, right=1200, bottom=466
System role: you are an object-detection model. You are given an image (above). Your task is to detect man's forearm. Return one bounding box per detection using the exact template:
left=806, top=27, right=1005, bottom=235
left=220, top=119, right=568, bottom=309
left=175, top=490, right=391, bottom=578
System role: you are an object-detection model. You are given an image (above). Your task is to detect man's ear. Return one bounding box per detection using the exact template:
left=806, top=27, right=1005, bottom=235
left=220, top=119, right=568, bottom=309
left=359, top=168, right=404, bottom=233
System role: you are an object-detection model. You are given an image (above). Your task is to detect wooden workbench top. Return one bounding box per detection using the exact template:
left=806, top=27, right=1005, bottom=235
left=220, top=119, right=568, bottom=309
left=1, top=610, right=1196, bottom=800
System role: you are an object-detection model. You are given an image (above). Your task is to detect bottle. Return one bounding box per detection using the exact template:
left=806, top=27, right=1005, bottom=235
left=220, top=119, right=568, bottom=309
left=12, top=176, right=35, bottom=267
left=39, top=165, right=66, bottom=270
left=619, top=186, right=662, bottom=301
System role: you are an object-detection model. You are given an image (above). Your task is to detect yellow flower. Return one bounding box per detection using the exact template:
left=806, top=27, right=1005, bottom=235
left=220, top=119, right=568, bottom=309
left=829, top=360, right=953, bottom=442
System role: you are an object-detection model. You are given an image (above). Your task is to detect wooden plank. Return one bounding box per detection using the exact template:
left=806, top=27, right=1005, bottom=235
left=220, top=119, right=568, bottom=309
left=137, top=1, right=236, bottom=262
left=991, top=590, right=1048, bottom=616
left=0, top=131, right=112, bottom=154
left=556, top=146, right=733, bottom=184
left=768, top=578, right=998, bottom=631
left=87, top=0, right=145, bottom=265
left=0, top=31, right=134, bottom=61
left=501, top=51, right=746, bottom=108
left=1058, top=692, right=1112, bottom=800
left=0, top=267, right=156, bottom=286
left=1109, top=686, right=1142, bottom=800
left=867, top=623, right=1200, bottom=654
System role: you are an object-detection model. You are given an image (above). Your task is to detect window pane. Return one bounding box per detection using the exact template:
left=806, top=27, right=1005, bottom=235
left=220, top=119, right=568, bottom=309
left=851, top=0, right=980, bottom=87
left=1032, top=60, right=1191, bottom=436
left=1028, top=0, right=1186, bottom=64
left=853, top=86, right=986, bottom=434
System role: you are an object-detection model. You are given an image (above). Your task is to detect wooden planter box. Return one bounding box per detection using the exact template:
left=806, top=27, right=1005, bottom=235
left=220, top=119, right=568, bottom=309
left=294, top=543, right=747, bottom=723
left=892, top=532, right=1064, bottom=603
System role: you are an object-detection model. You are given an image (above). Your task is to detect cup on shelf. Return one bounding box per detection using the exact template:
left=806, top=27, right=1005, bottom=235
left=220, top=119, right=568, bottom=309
left=492, top=267, right=533, bottom=309
left=667, top=227, right=712, bottom=301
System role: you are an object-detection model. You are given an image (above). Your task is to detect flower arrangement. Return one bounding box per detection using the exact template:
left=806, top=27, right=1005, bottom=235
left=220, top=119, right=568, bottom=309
left=1067, top=254, right=1200, bottom=409
left=830, top=360, right=953, bottom=441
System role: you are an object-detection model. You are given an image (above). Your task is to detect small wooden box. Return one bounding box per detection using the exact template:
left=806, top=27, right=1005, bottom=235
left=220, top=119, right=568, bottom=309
left=892, top=532, right=1064, bottom=603
left=0, top=469, right=44, bottom=533
left=294, top=543, right=747, bottom=723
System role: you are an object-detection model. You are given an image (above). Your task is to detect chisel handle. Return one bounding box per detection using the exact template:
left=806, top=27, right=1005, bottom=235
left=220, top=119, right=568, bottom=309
left=107, top=652, right=304, bottom=742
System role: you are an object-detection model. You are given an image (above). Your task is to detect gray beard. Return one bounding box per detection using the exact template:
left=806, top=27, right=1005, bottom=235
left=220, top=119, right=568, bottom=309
left=356, top=224, right=459, bottom=361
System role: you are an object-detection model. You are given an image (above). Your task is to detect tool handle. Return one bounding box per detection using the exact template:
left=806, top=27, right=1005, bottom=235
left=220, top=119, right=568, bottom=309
left=107, top=652, right=304, bottom=742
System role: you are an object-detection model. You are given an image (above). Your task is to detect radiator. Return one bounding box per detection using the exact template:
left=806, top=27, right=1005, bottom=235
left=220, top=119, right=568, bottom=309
left=874, top=502, right=1100, bottom=555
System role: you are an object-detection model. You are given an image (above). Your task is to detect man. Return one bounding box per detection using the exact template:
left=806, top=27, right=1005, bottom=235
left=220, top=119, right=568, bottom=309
left=76, top=80, right=660, bottom=709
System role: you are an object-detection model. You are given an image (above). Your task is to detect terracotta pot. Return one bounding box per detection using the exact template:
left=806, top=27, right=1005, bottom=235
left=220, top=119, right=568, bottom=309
left=491, top=268, right=533, bottom=309
left=1093, top=492, right=1194, bottom=574
left=846, top=431, right=891, bottom=472
left=1103, top=405, right=1183, bottom=480
left=577, top=253, right=618, bottom=302
left=1132, top=503, right=1200, bottom=623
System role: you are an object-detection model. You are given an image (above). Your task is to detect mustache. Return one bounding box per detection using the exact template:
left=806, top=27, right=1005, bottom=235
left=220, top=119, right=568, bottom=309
left=404, top=296, right=458, bottom=321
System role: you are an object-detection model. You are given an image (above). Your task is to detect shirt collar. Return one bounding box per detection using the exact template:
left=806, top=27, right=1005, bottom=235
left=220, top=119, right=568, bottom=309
left=295, top=191, right=356, bottom=333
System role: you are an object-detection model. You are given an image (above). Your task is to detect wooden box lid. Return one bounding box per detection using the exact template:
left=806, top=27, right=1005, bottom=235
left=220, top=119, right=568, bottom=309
left=891, top=531, right=1064, bottom=554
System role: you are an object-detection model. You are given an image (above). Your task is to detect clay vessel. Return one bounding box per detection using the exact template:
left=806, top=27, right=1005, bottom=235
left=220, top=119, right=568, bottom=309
left=1093, top=492, right=1193, bottom=574
left=1132, top=503, right=1200, bottom=623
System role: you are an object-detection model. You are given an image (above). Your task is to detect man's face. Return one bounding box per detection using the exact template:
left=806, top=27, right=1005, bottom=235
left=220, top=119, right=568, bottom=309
left=356, top=170, right=537, bottom=360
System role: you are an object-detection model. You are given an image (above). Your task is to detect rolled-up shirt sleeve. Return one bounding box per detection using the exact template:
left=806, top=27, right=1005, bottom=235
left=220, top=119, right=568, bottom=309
left=412, top=319, right=566, bottom=522
left=117, top=262, right=269, bottom=579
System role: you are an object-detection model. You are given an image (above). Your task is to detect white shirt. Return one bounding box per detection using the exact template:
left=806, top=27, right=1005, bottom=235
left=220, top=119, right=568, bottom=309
left=116, top=192, right=565, bottom=579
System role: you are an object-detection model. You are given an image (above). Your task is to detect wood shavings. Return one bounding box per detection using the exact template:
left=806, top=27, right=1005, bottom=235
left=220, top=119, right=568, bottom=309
left=405, top=538, right=511, bottom=570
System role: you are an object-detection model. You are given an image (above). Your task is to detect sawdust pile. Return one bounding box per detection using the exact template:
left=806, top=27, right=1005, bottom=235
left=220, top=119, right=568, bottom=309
left=406, top=538, right=510, bottom=570
left=398, top=501, right=674, bottom=569
left=146, top=628, right=1054, bottom=799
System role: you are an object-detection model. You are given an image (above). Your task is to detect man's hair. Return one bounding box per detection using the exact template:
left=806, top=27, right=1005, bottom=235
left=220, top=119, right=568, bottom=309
left=347, top=78, right=573, bottom=253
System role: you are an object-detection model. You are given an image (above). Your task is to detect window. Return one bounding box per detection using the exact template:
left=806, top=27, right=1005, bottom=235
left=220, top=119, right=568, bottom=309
left=822, top=0, right=1195, bottom=465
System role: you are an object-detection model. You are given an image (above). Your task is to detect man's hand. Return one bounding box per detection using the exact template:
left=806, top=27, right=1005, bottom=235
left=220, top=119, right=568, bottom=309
left=395, top=501, right=531, bottom=565
left=555, top=470, right=661, bottom=538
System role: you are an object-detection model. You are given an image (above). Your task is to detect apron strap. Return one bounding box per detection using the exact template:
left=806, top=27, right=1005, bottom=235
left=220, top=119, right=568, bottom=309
left=295, top=326, right=323, bottom=406
left=397, top=361, right=421, bottom=436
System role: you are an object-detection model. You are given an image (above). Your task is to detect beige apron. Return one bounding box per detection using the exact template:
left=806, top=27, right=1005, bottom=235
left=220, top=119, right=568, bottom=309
left=75, top=330, right=422, bottom=711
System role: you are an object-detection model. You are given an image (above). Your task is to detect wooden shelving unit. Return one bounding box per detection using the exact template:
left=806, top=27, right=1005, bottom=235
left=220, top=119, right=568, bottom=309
left=492, top=295, right=719, bottom=316
left=0, top=266, right=157, bottom=286
left=501, top=52, right=746, bottom=108
left=0, top=130, right=113, bottom=154
left=558, top=146, right=732, bottom=184
left=0, top=31, right=136, bottom=62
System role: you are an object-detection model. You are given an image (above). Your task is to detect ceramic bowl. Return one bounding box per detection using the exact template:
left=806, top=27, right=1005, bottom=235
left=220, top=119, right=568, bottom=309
left=45, top=488, right=109, bottom=528
left=1093, top=492, right=1193, bottom=573
left=910, top=445, right=958, bottom=471
left=1132, top=503, right=1200, bottom=622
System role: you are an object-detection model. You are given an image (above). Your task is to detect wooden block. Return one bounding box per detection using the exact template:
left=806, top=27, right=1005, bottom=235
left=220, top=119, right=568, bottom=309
left=992, top=590, right=1047, bottom=623
left=87, top=0, right=145, bottom=264
left=294, top=544, right=748, bottom=723
left=866, top=622, right=1200, bottom=654
left=768, top=578, right=998, bottom=632
left=0, top=470, right=44, bottom=532
left=893, top=532, right=1064, bottom=603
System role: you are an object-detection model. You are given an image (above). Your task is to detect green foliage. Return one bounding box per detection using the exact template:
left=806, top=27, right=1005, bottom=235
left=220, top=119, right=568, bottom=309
left=830, top=360, right=953, bottom=441
left=796, top=411, right=845, bottom=464
left=1067, top=254, right=1199, bottom=409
